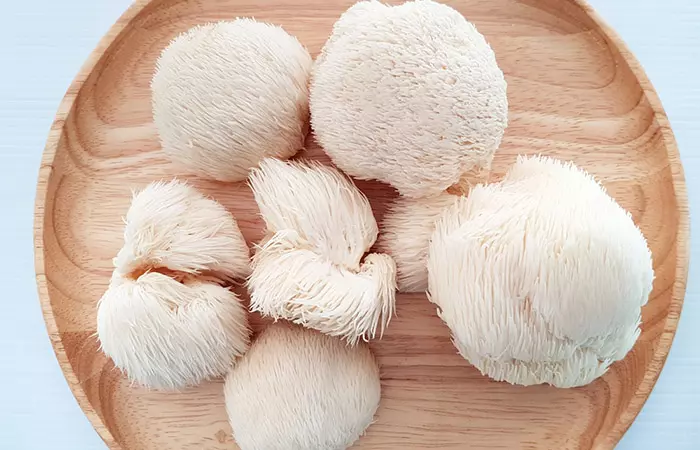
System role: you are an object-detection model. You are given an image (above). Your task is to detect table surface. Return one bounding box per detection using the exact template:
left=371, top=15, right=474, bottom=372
left=1, top=1, right=698, bottom=449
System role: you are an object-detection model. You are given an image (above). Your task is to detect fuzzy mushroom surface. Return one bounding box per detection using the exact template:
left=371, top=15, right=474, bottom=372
left=248, top=158, right=396, bottom=344
left=427, top=156, right=654, bottom=387
left=152, top=20, right=312, bottom=182
left=97, top=180, right=251, bottom=389
left=379, top=193, right=458, bottom=292
left=310, top=0, right=508, bottom=198
left=224, top=323, right=381, bottom=450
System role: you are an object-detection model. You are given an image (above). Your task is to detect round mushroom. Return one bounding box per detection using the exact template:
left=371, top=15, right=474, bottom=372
left=98, top=273, right=249, bottom=390
left=152, top=20, right=312, bottom=182
left=310, top=0, right=508, bottom=198
left=427, top=155, right=654, bottom=387
left=224, top=323, right=381, bottom=450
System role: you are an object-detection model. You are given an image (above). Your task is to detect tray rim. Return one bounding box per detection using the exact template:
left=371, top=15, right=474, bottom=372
left=33, top=0, right=690, bottom=448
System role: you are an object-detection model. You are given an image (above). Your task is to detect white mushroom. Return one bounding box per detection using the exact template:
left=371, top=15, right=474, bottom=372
left=224, top=323, right=381, bottom=450
left=97, top=180, right=251, bottom=389
left=378, top=193, right=458, bottom=292
left=98, top=273, right=249, bottom=390
left=248, top=159, right=396, bottom=344
left=152, top=20, right=312, bottom=182
left=427, top=155, right=654, bottom=387
left=310, top=0, right=508, bottom=198
left=113, top=180, right=249, bottom=280
left=249, top=158, right=377, bottom=268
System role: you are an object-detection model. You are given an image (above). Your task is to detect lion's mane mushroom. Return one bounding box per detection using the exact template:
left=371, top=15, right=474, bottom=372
left=248, top=158, right=396, bottom=344
left=378, top=193, right=459, bottom=292
left=310, top=0, right=508, bottom=198
left=152, top=20, right=312, bottom=182
left=224, top=323, right=381, bottom=450
left=427, top=155, right=654, bottom=387
left=97, top=180, right=251, bottom=389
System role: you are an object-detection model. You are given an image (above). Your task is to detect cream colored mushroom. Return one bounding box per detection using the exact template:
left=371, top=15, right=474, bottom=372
left=98, top=273, right=249, bottom=390
left=97, top=180, right=251, bottom=389
left=427, top=155, right=654, bottom=387
left=310, top=0, right=508, bottom=198
left=378, top=193, right=458, bottom=292
left=248, top=159, right=396, bottom=344
left=152, top=20, right=312, bottom=182
left=113, top=180, right=249, bottom=280
left=224, top=323, right=380, bottom=450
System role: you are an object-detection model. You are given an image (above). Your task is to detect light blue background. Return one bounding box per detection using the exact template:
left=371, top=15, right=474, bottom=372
left=1, top=1, right=697, bottom=448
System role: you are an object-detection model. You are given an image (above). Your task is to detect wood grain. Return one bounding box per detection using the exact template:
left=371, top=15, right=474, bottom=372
left=33, top=0, right=689, bottom=449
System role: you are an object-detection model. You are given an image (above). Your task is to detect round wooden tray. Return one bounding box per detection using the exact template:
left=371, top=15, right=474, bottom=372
left=34, top=0, right=689, bottom=449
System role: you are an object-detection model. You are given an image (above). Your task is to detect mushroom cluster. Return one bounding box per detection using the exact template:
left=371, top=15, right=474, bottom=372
left=96, top=0, right=655, bottom=448
left=97, top=180, right=251, bottom=390
left=248, top=158, right=396, bottom=345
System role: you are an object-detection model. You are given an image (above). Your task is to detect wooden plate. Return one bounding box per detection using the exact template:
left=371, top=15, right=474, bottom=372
left=34, top=0, right=689, bottom=449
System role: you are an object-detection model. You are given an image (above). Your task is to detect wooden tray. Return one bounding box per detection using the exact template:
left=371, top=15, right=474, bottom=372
left=34, top=0, right=689, bottom=449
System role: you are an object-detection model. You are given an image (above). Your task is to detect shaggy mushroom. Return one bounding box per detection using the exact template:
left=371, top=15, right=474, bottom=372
left=379, top=193, right=458, bottom=292
left=426, top=155, right=654, bottom=387
left=97, top=180, right=251, bottom=389
left=248, top=158, right=396, bottom=344
left=224, top=323, right=380, bottom=450
left=152, top=20, right=312, bottom=182
left=310, top=0, right=508, bottom=198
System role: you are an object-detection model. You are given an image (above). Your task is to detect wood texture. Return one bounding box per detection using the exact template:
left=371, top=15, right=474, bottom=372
left=33, top=0, right=689, bottom=449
